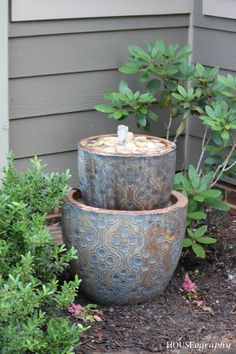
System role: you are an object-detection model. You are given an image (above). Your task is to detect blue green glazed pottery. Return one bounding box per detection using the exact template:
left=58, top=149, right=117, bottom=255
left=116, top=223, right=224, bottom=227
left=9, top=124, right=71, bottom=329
left=62, top=189, right=187, bottom=305
left=78, top=135, right=176, bottom=210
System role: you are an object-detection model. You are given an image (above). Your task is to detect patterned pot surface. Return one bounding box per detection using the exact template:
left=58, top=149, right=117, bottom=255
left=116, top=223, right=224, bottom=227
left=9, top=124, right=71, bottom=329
left=78, top=135, right=176, bottom=210
left=62, top=189, right=187, bottom=305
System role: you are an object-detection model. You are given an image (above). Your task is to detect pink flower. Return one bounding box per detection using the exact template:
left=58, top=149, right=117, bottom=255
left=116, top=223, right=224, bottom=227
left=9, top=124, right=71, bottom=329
left=67, top=303, right=85, bottom=317
left=182, top=273, right=198, bottom=294
left=193, top=300, right=205, bottom=307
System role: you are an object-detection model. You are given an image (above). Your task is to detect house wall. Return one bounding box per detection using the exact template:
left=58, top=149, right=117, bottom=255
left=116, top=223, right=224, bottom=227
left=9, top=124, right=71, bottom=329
left=0, top=0, right=9, bottom=179
left=9, top=14, right=189, bottom=185
left=188, top=0, right=236, bottom=174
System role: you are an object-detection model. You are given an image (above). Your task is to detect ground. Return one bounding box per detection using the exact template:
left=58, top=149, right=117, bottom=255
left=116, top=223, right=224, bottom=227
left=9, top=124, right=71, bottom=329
left=69, top=210, right=236, bottom=354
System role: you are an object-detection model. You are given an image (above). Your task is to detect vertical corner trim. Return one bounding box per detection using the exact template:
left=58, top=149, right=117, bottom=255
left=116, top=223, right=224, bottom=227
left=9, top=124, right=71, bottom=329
left=0, top=0, right=9, bottom=178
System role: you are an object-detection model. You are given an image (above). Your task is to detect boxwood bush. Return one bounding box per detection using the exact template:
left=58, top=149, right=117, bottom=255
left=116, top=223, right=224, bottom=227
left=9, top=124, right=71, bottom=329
left=0, top=154, right=86, bottom=353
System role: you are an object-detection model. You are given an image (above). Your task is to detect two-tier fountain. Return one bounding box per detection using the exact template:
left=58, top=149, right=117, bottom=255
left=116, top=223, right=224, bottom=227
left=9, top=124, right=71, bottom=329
left=62, top=126, right=188, bottom=305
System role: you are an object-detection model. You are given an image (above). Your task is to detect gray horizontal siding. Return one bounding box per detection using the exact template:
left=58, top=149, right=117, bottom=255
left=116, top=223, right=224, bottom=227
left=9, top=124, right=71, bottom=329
left=9, top=14, right=189, bottom=37
left=193, top=27, right=236, bottom=72
left=193, top=0, right=236, bottom=33
left=10, top=109, right=182, bottom=158
left=9, top=27, right=188, bottom=78
left=9, top=14, right=189, bottom=178
left=15, top=151, right=79, bottom=186
left=10, top=70, right=135, bottom=119
left=186, top=135, right=204, bottom=168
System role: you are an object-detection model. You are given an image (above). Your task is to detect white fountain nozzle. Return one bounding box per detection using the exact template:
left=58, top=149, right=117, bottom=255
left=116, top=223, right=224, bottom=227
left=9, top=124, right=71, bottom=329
left=117, top=125, right=133, bottom=145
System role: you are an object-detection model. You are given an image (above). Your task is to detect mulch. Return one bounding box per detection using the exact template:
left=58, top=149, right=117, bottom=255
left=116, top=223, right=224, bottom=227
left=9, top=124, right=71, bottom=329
left=68, top=210, right=236, bottom=354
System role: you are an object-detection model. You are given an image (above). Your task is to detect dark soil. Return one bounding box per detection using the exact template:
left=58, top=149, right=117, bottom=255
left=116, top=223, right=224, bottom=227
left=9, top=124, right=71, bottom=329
left=71, top=210, right=236, bottom=353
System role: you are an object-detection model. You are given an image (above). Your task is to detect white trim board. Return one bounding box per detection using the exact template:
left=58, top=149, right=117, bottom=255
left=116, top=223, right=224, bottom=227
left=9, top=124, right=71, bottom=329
left=0, top=0, right=9, bottom=179
left=203, top=0, right=236, bottom=20
left=11, top=0, right=192, bottom=22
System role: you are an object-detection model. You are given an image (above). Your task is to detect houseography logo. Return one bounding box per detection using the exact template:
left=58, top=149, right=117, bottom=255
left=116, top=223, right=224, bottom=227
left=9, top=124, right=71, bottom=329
left=166, top=341, right=232, bottom=352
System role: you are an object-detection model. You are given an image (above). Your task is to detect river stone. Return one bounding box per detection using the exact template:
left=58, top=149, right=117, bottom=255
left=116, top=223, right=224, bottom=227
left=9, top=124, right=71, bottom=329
left=87, top=135, right=172, bottom=155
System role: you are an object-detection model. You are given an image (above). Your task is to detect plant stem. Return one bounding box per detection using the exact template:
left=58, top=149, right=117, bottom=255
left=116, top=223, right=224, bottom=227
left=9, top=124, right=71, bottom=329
left=158, top=116, right=168, bottom=130
left=166, top=111, right=172, bottom=140
left=223, top=159, right=236, bottom=171
left=196, top=129, right=210, bottom=175
left=210, top=143, right=236, bottom=187
left=173, top=120, right=185, bottom=144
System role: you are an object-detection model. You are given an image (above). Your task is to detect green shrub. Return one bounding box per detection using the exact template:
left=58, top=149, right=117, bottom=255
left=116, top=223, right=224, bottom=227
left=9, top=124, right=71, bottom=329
left=95, top=39, right=236, bottom=258
left=0, top=154, right=86, bottom=353
left=173, top=166, right=229, bottom=258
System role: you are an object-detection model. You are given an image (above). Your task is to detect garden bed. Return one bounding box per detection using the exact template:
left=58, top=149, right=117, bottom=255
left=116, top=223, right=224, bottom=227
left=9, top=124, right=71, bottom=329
left=72, top=210, right=236, bottom=353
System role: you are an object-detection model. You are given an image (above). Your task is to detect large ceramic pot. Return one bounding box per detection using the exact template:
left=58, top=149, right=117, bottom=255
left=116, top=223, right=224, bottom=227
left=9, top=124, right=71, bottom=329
left=78, top=135, right=176, bottom=210
left=62, top=189, right=187, bottom=305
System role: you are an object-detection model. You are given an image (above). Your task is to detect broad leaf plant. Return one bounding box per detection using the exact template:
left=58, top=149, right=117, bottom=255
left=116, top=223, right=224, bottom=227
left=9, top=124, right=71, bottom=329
left=96, top=39, right=236, bottom=258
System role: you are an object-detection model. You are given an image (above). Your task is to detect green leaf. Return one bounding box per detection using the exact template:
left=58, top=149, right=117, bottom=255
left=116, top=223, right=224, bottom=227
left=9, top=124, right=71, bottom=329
left=222, top=90, right=235, bottom=98
left=181, top=175, right=194, bottom=193
left=119, top=63, right=140, bottom=74
left=204, top=156, right=219, bottom=166
left=147, top=79, right=161, bottom=95
left=193, top=195, right=205, bottom=202
left=209, top=66, right=219, bottom=77
left=128, top=45, right=150, bottom=61
left=187, top=87, right=194, bottom=100
left=199, top=172, right=214, bottom=191
left=148, top=111, right=158, bottom=121
left=187, top=228, right=195, bottom=238
left=145, top=41, right=153, bottom=52
left=104, top=92, right=123, bottom=104
left=221, top=130, right=230, bottom=141
left=175, top=121, right=185, bottom=139
left=139, top=93, right=155, bottom=103
left=119, top=80, right=133, bottom=99
left=229, top=120, right=236, bottom=129
left=205, top=105, right=216, bottom=119
left=176, top=43, right=192, bottom=59
left=183, top=239, right=193, bottom=247
left=139, top=73, right=149, bottom=83
left=165, top=80, right=177, bottom=91
left=197, top=237, right=217, bottom=244
left=200, top=115, right=215, bottom=127
left=168, top=43, right=179, bottom=56
left=188, top=165, right=200, bottom=190
left=205, top=145, right=222, bottom=155
left=133, top=91, right=140, bottom=100
left=173, top=172, right=183, bottom=186
left=200, top=189, right=221, bottom=199
left=172, top=93, right=184, bottom=101
left=192, top=243, right=206, bottom=258
left=218, top=75, right=228, bottom=86
left=177, top=85, right=187, bottom=98
left=195, top=88, right=202, bottom=100
left=196, top=63, right=206, bottom=76
left=194, top=225, right=208, bottom=238
left=112, top=111, right=123, bottom=119
left=166, top=66, right=178, bottom=75
left=95, top=104, right=115, bottom=113
left=209, top=200, right=230, bottom=211
left=136, top=112, right=147, bottom=127
left=151, top=39, right=165, bottom=58
left=160, top=92, right=171, bottom=108
left=188, top=212, right=206, bottom=220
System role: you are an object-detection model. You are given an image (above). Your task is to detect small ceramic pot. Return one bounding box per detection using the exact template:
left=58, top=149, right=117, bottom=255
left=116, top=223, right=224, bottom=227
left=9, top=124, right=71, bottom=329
left=78, top=135, right=176, bottom=210
left=62, top=189, right=187, bottom=305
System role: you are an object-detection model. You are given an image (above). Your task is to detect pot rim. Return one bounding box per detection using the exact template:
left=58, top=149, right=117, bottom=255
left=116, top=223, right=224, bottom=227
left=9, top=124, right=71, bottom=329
left=64, top=189, right=188, bottom=215
left=78, top=134, right=176, bottom=157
